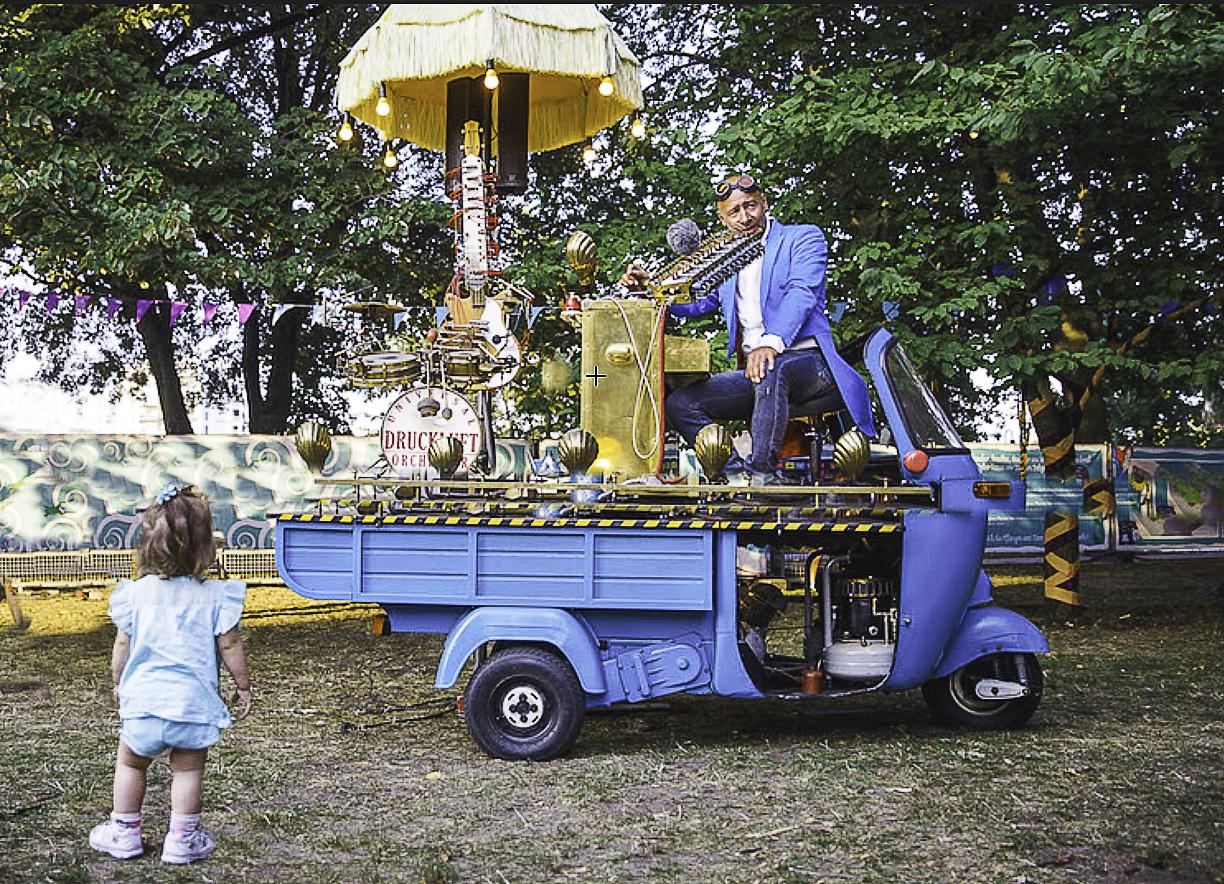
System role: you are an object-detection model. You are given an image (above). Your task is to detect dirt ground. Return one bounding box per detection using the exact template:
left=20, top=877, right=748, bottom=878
left=1, top=558, right=1222, bottom=883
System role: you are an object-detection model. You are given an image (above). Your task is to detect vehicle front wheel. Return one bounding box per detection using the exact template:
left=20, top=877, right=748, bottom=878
left=922, top=652, right=1043, bottom=730
left=463, top=646, right=585, bottom=760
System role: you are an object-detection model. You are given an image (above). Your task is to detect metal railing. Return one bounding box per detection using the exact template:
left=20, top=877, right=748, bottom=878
left=0, top=549, right=281, bottom=590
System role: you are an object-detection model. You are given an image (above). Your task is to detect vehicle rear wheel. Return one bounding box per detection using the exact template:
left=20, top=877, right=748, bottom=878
left=922, top=652, right=1043, bottom=730
left=463, top=646, right=585, bottom=760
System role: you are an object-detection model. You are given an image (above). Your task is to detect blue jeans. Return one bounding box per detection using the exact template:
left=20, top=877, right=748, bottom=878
left=666, top=349, right=836, bottom=475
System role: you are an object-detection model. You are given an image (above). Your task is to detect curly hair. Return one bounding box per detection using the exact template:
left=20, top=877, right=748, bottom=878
left=136, top=487, right=217, bottom=578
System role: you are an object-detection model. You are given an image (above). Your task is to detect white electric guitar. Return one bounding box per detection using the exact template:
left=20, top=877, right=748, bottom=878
left=445, top=122, right=519, bottom=389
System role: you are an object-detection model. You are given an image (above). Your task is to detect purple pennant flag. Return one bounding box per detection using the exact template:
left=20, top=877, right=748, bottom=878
left=169, top=301, right=187, bottom=326
left=74, top=294, right=90, bottom=314
left=46, top=292, right=61, bottom=313
left=237, top=303, right=257, bottom=325
left=435, top=306, right=449, bottom=327
left=136, top=299, right=153, bottom=322
left=106, top=297, right=123, bottom=319
left=202, top=302, right=218, bottom=324
left=528, top=306, right=545, bottom=329
left=18, top=291, right=33, bottom=310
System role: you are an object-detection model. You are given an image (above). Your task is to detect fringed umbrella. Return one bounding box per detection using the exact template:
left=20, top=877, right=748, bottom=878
left=336, top=4, right=643, bottom=153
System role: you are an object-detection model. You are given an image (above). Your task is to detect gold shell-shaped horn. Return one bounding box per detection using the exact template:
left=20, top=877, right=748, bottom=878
left=694, top=423, right=733, bottom=482
left=557, top=427, right=599, bottom=476
left=832, top=428, right=871, bottom=481
left=565, top=230, right=599, bottom=287
left=294, top=421, right=332, bottom=474
left=427, top=436, right=464, bottom=479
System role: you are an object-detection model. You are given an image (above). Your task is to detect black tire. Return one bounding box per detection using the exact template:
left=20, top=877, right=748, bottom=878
left=463, top=646, right=585, bottom=760
left=922, top=652, right=1043, bottom=730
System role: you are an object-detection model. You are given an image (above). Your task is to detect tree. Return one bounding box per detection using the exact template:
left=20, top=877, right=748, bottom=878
left=0, top=4, right=454, bottom=434
left=581, top=4, right=1224, bottom=455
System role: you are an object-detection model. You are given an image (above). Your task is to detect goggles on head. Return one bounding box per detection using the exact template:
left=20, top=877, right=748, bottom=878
left=714, top=174, right=760, bottom=202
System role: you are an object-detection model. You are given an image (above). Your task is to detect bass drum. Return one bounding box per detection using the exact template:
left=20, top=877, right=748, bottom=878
left=344, top=351, right=421, bottom=389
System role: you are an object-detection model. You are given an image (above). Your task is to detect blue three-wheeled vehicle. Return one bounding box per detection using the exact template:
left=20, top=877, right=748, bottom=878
left=275, top=328, right=1048, bottom=759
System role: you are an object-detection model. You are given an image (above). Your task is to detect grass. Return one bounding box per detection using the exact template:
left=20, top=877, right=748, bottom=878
left=1, top=559, right=1222, bottom=883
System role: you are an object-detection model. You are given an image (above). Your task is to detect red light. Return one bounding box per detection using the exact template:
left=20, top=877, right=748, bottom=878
left=903, top=449, right=929, bottom=474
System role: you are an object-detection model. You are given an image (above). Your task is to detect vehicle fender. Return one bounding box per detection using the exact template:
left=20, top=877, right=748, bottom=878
left=435, top=607, right=606, bottom=694
left=933, top=606, right=1049, bottom=679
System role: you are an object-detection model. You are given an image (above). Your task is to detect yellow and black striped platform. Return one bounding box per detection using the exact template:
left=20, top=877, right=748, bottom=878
left=275, top=512, right=902, bottom=535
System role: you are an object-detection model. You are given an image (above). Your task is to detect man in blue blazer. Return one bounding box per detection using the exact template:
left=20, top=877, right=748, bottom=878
left=625, top=174, right=875, bottom=480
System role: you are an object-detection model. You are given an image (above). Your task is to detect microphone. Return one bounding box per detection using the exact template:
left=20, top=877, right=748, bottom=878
left=666, top=218, right=702, bottom=255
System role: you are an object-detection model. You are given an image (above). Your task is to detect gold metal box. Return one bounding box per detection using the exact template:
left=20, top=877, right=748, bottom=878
left=579, top=299, right=709, bottom=479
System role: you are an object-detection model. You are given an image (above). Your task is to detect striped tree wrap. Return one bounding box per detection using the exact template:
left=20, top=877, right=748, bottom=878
left=1043, top=509, right=1081, bottom=606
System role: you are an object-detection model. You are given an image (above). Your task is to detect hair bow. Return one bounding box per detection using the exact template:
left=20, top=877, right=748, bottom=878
left=155, top=483, right=181, bottom=505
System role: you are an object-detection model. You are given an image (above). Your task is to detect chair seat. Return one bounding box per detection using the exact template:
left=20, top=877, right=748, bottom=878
left=789, top=385, right=845, bottom=419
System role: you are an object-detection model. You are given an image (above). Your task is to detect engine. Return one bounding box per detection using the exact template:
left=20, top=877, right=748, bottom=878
left=736, top=544, right=901, bottom=691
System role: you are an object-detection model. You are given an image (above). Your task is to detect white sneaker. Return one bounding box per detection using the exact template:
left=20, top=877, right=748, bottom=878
left=161, top=827, right=216, bottom=864
left=89, top=819, right=143, bottom=859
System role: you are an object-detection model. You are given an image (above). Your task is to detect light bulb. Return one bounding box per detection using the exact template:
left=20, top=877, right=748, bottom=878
left=582, top=142, right=596, bottom=164
left=382, top=144, right=398, bottom=170
left=598, top=76, right=614, bottom=97
left=630, top=117, right=646, bottom=139
left=484, top=59, right=499, bottom=90
left=376, top=82, right=391, bottom=116
left=337, top=118, right=354, bottom=142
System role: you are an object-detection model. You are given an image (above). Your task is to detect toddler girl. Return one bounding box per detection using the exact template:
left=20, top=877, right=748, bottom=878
left=89, top=483, right=251, bottom=864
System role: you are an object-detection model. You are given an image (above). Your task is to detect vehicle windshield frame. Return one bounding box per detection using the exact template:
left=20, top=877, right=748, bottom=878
left=879, top=339, right=969, bottom=453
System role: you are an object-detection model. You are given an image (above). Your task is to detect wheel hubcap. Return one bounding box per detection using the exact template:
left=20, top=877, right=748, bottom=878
left=500, top=684, right=545, bottom=729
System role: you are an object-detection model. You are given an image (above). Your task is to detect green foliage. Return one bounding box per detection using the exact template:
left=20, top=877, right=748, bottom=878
left=0, top=5, right=452, bottom=434
left=587, top=4, right=1223, bottom=446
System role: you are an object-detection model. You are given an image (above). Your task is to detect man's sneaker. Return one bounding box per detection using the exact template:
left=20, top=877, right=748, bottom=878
left=161, top=827, right=216, bottom=864
left=89, top=819, right=143, bottom=859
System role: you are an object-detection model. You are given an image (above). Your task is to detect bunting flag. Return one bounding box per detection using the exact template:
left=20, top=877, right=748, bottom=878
left=828, top=301, right=847, bottom=323
left=882, top=301, right=899, bottom=320
left=4, top=286, right=606, bottom=333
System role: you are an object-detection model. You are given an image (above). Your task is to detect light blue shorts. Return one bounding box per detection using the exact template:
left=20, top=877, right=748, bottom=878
left=120, top=716, right=221, bottom=758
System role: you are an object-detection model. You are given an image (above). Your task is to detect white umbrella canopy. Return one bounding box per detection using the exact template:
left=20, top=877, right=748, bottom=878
left=336, top=4, right=643, bottom=153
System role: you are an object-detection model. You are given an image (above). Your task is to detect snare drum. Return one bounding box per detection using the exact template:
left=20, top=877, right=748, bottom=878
left=345, top=351, right=421, bottom=388
left=442, top=350, right=486, bottom=383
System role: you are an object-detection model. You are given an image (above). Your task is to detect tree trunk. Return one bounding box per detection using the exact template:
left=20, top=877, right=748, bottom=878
left=137, top=304, right=193, bottom=434
left=243, top=309, right=306, bottom=434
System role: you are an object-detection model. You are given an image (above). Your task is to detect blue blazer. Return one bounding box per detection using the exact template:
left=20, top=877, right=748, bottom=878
left=668, top=220, right=876, bottom=437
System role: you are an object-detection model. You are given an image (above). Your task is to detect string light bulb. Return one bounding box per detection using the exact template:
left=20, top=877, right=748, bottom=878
left=598, top=75, right=614, bottom=97
left=484, top=60, right=499, bottom=90
left=376, top=82, right=391, bottom=117
left=337, top=114, right=354, bottom=143
left=382, top=141, right=399, bottom=170
left=630, top=116, right=646, bottom=139
left=582, top=142, right=596, bottom=164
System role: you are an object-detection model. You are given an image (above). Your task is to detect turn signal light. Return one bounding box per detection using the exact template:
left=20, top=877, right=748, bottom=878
left=973, top=481, right=1012, bottom=499
left=902, top=449, right=929, bottom=474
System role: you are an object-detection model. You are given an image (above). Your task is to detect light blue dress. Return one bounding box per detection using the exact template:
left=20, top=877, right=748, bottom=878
left=108, top=575, right=247, bottom=729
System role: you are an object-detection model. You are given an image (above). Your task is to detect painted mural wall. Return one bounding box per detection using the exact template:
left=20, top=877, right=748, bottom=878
left=2, top=434, right=1221, bottom=554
